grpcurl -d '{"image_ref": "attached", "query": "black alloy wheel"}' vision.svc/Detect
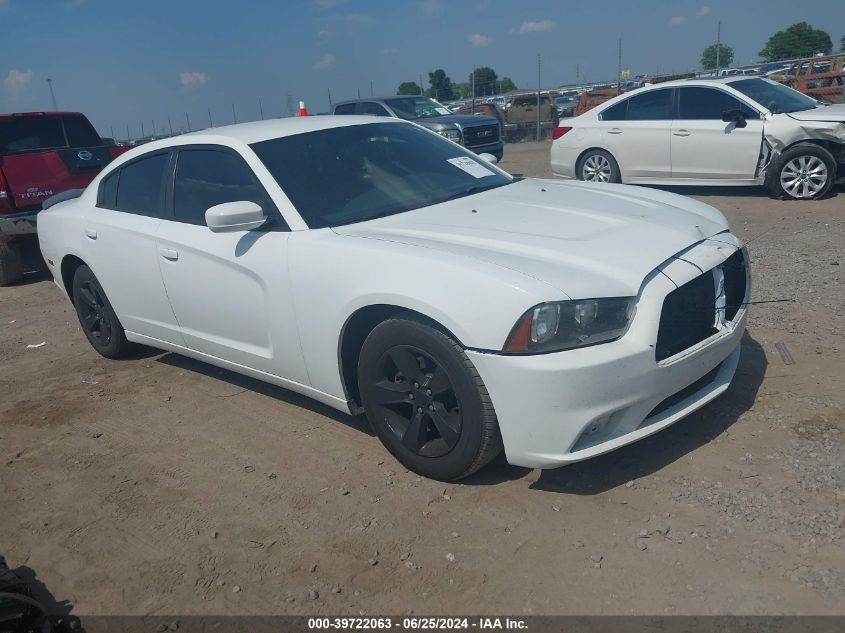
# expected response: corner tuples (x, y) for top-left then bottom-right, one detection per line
(370, 345), (462, 458)
(72, 264), (133, 359)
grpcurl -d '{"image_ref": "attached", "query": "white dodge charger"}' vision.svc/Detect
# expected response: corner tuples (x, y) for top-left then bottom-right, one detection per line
(38, 117), (750, 480)
(551, 77), (845, 200)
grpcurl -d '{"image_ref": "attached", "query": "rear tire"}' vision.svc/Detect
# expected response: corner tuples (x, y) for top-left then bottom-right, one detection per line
(71, 264), (134, 359)
(577, 149), (621, 183)
(766, 143), (836, 200)
(358, 314), (502, 481)
(0, 240), (24, 286)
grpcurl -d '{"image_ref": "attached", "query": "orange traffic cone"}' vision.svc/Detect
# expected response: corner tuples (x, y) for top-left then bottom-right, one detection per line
(298, 101), (309, 117)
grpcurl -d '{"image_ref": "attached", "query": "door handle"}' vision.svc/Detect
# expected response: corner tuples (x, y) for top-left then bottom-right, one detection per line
(85, 229), (97, 240)
(159, 247), (179, 261)
(608, 128), (622, 134)
(673, 129), (691, 137)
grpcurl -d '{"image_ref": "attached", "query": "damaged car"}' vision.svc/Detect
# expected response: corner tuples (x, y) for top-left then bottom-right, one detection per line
(550, 77), (845, 200)
(38, 116), (750, 481)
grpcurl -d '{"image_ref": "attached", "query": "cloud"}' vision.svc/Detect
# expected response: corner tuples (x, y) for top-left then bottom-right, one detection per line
(4, 69), (33, 97)
(179, 71), (208, 89)
(66, 0), (87, 8)
(0, 0), (9, 13)
(318, 29), (333, 39)
(697, 6), (711, 17)
(468, 33), (493, 46)
(419, 0), (443, 17)
(313, 53), (335, 69)
(669, 16), (686, 27)
(518, 20), (553, 34)
(345, 13), (373, 24)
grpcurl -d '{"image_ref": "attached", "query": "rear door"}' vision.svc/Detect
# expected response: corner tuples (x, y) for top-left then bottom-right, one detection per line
(154, 146), (308, 384)
(671, 86), (763, 180)
(599, 88), (673, 179)
(0, 114), (108, 211)
(84, 151), (184, 345)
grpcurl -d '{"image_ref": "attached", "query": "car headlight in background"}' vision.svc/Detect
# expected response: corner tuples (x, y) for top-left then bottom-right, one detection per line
(437, 129), (462, 143)
(503, 298), (636, 353)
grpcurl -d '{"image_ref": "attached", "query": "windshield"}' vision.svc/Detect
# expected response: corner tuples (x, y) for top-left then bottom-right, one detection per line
(382, 97), (452, 120)
(730, 78), (817, 114)
(0, 115), (101, 155)
(251, 122), (512, 229)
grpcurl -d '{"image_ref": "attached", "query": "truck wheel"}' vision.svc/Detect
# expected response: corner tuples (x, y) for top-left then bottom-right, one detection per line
(767, 143), (836, 200)
(0, 240), (24, 286)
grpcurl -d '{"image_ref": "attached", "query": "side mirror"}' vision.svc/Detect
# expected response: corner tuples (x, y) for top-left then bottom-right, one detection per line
(205, 201), (267, 233)
(478, 153), (498, 165)
(721, 109), (748, 128)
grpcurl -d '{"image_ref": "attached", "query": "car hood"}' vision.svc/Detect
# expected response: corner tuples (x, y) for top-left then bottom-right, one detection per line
(332, 179), (729, 299)
(786, 104), (845, 122)
(417, 114), (498, 128)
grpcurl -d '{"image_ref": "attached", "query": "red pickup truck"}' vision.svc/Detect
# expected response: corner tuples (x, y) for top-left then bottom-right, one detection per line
(0, 111), (128, 285)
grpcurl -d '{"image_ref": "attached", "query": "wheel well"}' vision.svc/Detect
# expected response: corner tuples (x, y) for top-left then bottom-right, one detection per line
(60, 255), (86, 303)
(783, 139), (844, 167)
(338, 304), (459, 410)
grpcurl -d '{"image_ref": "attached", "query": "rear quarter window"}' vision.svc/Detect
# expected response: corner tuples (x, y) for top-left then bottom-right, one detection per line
(63, 116), (102, 148)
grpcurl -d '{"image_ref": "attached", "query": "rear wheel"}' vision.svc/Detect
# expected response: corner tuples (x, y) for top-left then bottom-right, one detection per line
(358, 315), (502, 481)
(767, 143), (836, 200)
(0, 240), (24, 286)
(577, 149), (621, 183)
(72, 265), (134, 359)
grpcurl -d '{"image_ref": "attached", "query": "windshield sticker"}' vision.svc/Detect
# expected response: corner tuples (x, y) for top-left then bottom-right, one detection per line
(447, 156), (495, 179)
(435, 107), (451, 115)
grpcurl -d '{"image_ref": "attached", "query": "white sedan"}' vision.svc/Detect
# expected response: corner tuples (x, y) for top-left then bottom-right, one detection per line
(551, 77), (845, 200)
(38, 116), (750, 480)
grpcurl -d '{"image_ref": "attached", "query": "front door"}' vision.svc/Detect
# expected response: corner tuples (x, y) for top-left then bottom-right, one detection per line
(671, 86), (764, 180)
(154, 146), (308, 384)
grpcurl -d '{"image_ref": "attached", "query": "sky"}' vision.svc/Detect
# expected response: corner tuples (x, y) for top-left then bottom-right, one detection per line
(3, 0), (845, 138)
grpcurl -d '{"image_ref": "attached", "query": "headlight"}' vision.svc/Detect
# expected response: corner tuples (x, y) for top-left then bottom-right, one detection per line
(437, 129), (462, 143)
(503, 298), (636, 354)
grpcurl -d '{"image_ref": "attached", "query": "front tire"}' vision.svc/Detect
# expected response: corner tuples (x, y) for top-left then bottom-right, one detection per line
(767, 143), (836, 200)
(0, 240), (24, 286)
(358, 315), (502, 481)
(72, 264), (134, 359)
(577, 149), (621, 183)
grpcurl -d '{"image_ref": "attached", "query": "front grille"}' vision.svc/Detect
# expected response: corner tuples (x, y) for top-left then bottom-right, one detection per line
(462, 124), (499, 147)
(655, 249), (746, 362)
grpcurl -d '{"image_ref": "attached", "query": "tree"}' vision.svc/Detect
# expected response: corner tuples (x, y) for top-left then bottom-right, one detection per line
(452, 82), (472, 99)
(759, 22), (832, 61)
(427, 69), (454, 101)
(498, 76), (518, 93)
(397, 81), (422, 95)
(470, 66), (498, 96)
(700, 43), (734, 70)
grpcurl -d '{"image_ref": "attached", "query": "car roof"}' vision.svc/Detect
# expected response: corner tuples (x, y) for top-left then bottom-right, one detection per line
(641, 76), (763, 89)
(133, 115), (403, 149)
(334, 96), (430, 106)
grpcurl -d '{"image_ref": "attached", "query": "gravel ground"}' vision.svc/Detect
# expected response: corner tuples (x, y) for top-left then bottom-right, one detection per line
(1, 141), (843, 616)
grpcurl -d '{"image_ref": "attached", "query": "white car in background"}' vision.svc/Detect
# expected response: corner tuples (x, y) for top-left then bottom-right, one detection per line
(550, 77), (845, 200)
(38, 116), (749, 481)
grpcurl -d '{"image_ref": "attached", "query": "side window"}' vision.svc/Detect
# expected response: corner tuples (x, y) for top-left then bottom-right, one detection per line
(99, 170), (119, 208)
(600, 100), (628, 121)
(357, 102), (390, 116)
(625, 89), (673, 120)
(114, 152), (168, 216)
(677, 87), (759, 120)
(173, 149), (275, 226)
(334, 103), (356, 115)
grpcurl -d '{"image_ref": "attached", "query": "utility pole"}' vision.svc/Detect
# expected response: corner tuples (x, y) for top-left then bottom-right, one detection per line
(576, 64), (580, 85)
(208, 108), (213, 128)
(110, 126), (115, 139)
(259, 97), (264, 120)
(536, 54), (542, 142)
(716, 21), (722, 74)
(419, 73), (424, 95)
(370, 81), (373, 97)
(232, 103), (237, 124)
(152, 120), (156, 137)
(286, 94), (294, 118)
(167, 115), (173, 136)
(357, 87), (361, 99)
(125, 123), (130, 143)
(141, 122), (145, 139)
(46, 78), (58, 111)
(185, 112), (191, 132)
(327, 88), (332, 110)
(617, 38), (622, 93)
(471, 65), (475, 114)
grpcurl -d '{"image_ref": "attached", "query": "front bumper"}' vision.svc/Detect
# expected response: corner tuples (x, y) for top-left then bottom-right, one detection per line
(467, 237), (749, 469)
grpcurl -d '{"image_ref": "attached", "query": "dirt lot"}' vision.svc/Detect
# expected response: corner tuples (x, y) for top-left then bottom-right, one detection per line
(1, 141), (843, 617)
